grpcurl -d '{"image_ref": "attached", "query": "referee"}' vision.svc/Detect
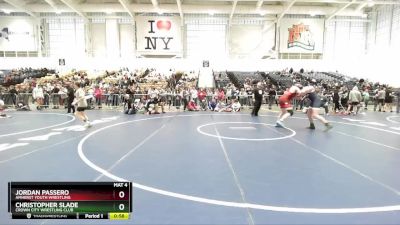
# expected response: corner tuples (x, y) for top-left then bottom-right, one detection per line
(251, 82), (264, 116)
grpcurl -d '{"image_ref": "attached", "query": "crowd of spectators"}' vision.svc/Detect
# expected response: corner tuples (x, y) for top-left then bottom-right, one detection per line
(0, 67), (398, 115)
(0, 68), (55, 86)
(215, 68), (399, 115)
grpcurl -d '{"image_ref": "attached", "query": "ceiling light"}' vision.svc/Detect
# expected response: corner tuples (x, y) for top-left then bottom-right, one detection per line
(55, 11), (61, 15)
(3, 9), (11, 14)
(310, 12), (316, 17)
(208, 11), (215, 16)
(361, 13), (368, 18)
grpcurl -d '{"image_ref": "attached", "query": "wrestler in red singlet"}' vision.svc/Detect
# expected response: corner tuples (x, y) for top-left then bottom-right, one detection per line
(279, 90), (298, 109)
(275, 85), (302, 127)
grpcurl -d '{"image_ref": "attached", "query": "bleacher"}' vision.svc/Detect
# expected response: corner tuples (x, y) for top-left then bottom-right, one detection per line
(265, 72), (293, 88)
(1, 68), (56, 86)
(214, 71), (230, 88)
(321, 72), (348, 81)
(226, 71), (263, 88)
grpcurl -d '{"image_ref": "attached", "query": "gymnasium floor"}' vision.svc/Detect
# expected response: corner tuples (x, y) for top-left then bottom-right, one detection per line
(0, 109), (399, 225)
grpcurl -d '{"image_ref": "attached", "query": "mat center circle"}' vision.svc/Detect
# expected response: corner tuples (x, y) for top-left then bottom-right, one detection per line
(197, 121), (296, 141)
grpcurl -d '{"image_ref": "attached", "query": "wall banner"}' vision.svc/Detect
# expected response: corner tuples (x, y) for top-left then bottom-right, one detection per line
(0, 18), (37, 51)
(279, 18), (324, 53)
(136, 16), (182, 55)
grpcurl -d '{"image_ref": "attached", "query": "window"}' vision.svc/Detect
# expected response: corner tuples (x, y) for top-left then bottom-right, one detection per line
(47, 18), (85, 57)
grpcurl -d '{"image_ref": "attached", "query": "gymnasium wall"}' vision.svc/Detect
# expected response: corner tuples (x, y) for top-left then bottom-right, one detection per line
(1, 9), (400, 87)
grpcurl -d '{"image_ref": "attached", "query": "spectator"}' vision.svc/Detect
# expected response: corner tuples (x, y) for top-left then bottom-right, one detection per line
(32, 84), (44, 110)
(217, 88), (225, 103)
(181, 88), (189, 111)
(231, 99), (241, 112)
(332, 87), (340, 113)
(67, 83), (75, 114)
(187, 99), (200, 111)
(16, 101), (30, 111)
(158, 88), (166, 113)
(384, 88), (394, 113)
(59, 86), (68, 108)
(0, 98), (8, 117)
(190, 87), (198, 104)
(198, 88), (207, 111)
(208, 99), (217, 111)
(348, 86), (362, 115)
(362, 89), (370, 110)
(52, 84), (60, 109)
(123, 94), (136, 115)
(94, 85), (103, 109)
(268, 86), (277, 110)
(9, 85), (18, 106)
(375, 87), (386, 112)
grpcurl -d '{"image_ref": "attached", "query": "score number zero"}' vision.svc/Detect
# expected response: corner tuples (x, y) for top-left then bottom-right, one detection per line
(117, 191), (126, 211)
(114, 183), (129, 212)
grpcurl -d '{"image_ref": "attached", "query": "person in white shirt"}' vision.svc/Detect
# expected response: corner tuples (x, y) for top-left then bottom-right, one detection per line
(148, 87), (159, 99)
(190, 87), (198, 104)
(73, 82), (92, 128)
(347, 86), (362, 115)
(0, 98), (10, 118)
(231, 99), (241, 112)
(375, 87), (386, 112)
(32, 84), (44, 110)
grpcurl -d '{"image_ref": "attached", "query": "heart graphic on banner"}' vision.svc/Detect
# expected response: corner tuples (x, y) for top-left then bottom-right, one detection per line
(157, 20), (171, 31)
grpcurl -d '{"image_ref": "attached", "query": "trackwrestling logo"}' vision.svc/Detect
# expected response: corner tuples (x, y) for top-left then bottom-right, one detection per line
(287, 23), (315, 51)
(0, 27), (9, 40)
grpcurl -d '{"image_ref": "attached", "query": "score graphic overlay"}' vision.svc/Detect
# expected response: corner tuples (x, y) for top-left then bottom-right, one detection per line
(8, 182), (132, 220)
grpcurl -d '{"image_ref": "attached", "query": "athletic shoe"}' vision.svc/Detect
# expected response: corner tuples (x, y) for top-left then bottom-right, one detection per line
(84, 122), (92, 128)
(324, 123), (333, 132)
(275, 121), (284, 128)
(308, 123), (316, 129)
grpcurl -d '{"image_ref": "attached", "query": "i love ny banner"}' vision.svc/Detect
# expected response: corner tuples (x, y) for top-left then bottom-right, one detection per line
(136, 16), (182, 55)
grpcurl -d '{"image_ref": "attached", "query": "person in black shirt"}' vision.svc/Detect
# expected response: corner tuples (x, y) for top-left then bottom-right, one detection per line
(66, 83), (75, 113)
(9, 85), (18, 106)
(396, 91), (400, 113)
(251, 82), (264, 116)
(384, 88), (394, 112)
(268, 86), (277, 110)
(52, 84), (60, 109)
(332, 87), (340, 113)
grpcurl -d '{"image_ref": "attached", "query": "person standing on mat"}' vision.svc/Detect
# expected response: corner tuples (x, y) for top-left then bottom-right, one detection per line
(73, 82), (92, 128)
(375, 86), (386, 112)
(275, 84), (302, 127)
(396, 90), (400, 113)
(347, 86), (362, 115)
(301, 80), (333, 131)
(66, 83), (75, 114)
(0, 98), (10, 118)
(32, 84), (44, 110)
(251, 82), (263, 116)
